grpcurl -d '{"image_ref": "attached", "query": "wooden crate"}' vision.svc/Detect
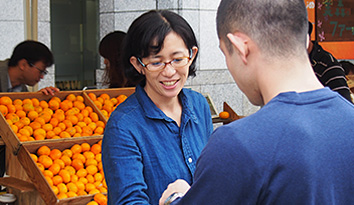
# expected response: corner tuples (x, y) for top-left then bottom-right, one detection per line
(212, 102), (245, 124)
(83, 87), (135, 123)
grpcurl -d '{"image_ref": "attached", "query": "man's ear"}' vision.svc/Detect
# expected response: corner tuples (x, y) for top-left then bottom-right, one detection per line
(130, 56), (145, 75)
(226, 32), (249, 64)
(18, 59), (28, 71)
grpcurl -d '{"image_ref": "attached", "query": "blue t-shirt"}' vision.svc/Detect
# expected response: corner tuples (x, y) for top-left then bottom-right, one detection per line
(174, 88), (354, 205)
(102, 84), (213, 205)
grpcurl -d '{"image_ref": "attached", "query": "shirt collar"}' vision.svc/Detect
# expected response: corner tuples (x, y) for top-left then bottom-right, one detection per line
(135, 84), (198, 123)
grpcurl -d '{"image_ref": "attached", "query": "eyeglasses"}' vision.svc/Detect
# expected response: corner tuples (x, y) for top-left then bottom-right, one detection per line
(137, 49), (193, 72)
(30, 63), (48, 75)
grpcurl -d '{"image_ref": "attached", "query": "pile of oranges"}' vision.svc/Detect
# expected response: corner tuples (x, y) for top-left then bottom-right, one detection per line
(86, 193), (108, 205)
(87, 93), (127, 119)
(0, 94), (106, 142)
(32, 141), (107, 200)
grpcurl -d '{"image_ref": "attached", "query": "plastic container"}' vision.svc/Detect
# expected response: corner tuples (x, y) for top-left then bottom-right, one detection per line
(0, 193), (16, 205)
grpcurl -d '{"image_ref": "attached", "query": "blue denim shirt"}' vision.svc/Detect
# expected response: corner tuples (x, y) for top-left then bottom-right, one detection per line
(102, 84), (213, 205)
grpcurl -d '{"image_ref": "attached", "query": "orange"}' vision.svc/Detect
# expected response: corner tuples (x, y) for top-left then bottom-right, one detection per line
(94, 101), (102, 110)
(66, 115), (78, 125)
(66, 191), (78, 198)
(10, 124), (18, 133)
(100, 93), (110, 101)
(76, 168), (88, 178)
(39, 100), (49, 109)
(13, 104), (23, 111)
(51, 185), (59, 195)
(45, 176), (54, 187)
(91, 144), (101, 155)
(96, 121), (105, 128)
(95, 154), (102, 163)
(88, 93), (97, 101)
(22, 103), (35, 113)
(57, 192), (68, 199)
(74, 125), (82, 134)
(85, 158), (98, 167)
(53, 127), (62, 135)
(48, 99), (60, 110)
(23, 125), (33, 135)
(30, 153), (38, 162)
(71, 174), (79, 183)
(38, 155), (53, 168)
(71, 144), (82, 154)
(77, 190), (88, 196)
(117, 94), (127, 104)
(20, 117), (30, 126)
(22, 98), (32, 105)
(96, 97), (104, 104)
(102, 104), (113, 113)
(33, 128), (46, 138)
(16, 110), (26, 118)
(76, 113), (84, 122)
(110, 97), (118, 105)
(6, 119), (13, 126)
(76, 181), (85, 191)
(50, 149), (62, 160)
(6, 113), (19, 123)
(66, 94), (76, 102)
(51, 96), (61, 103)
(88, 122), (97, 131)
(27, 110), (39, 121)
(34, 134), (45, 141)
(79, 177), (88, 185)
(57, 122), (66, 131)
(89, 189), (100, 195)
(60, 100), (72, 112)
(31, 98), (40, 107)
(0, 96), (12, 105)
(94, 193), (107, 205)
(52, 175), (63, 186)
(94, 127), (104, 135)
(73, 153), (86, 163)
(0, 105), (8, 116)
(6, 104), (16, 113)
(64, 166), (76, 176)
(62, 149), (73, 158)
(43, 170), (54, 178)
(37, 145), (51, 156)
(72, 159), (84, 171)
(81, 143), (91, 152)
(99, 187), (107, 193)
(82, 126), (93, 136)
(43, 107), (54, 115)
(34, 117), (46, 126)
(46, 130), (56, 139)
(86, 165), (98, 175)
(14, 121), (25, 130)
(53, 112), (65, 122)
(77, 121), (87, 128)
(59, 131), (71, 138)
(87, 201), (99, 205)
(38, 112), (51, 123)
(94, 173), (103, 183)
(57, 183), (68, 193)
(59, 169), (71, 183)
(81, 109), (89, 118)
(42, 123), (53, 132)
(49, 117), (59, 127)
(76, 95), (84, 103)
(86, 174), (94, 184)
(36, 163), (45, 172)
(49, 163), (61, 175)
(219, 111), (230, 119)
(66, 182), (78, 193)
(61, 155), (72, 166)
(73, 101), (85, 111)
(13, 99), (22, 105)
(83, 151), (95, 160)
(85, 183), (96, 193)
(85, 106), (93, 113)
(73, 133), (81, 138)
(53, 158), (65, 169)
(63, 119), (73, 128)
(66, 127), (76, 136)
(34, 106), (43, 113)
(19, 128), (31, 137)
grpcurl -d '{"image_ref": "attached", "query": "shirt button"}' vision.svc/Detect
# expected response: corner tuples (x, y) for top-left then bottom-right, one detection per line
(188, 158), (193, 163)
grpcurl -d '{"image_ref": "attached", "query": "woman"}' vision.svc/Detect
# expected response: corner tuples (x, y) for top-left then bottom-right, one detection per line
(102, 10), (213, 204)
(99, 31), (136, 88)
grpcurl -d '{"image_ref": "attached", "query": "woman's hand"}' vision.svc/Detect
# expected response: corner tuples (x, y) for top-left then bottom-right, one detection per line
(159, 179), (190, 205)
(39, 86), (60, 95)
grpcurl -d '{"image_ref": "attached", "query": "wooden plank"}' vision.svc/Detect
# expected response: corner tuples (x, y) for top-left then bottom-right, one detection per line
(0, 113), (21, 155)
(0, 177), (35, 192)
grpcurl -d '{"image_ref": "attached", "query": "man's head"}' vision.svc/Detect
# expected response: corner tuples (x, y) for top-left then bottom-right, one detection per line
(216, 0), (308, 58)
(8, 40), (54, 86)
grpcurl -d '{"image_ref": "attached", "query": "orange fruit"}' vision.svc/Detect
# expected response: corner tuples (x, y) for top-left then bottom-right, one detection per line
(67, 182), (78, 193)
(60, 100), (71, 112)
(61, 155), (72, 166)
(59, 169), (71, 183)
(90, 112), (99, 122)
(77, 190), (88, 196)
(57, 122), (66, 131)
(86, 174), (94, 184)
(76, 168), (88, 178)
(23, 125), (33, 135)
(85, 183), (96, 193)
(10, 124), (18, 133)
(95, 154), (102, 163)
(88, 93), (97, 101)
(20, 117), (30, 126)
(6, 104), (16, 113)
(37, 145), (51, 156)
(57, 182), (68, 193)
(45, 176), (54, 186)
(49, 117), (59, 127)
(22, 103), (35, 113)
(73, 133), (81, 138)
(51, 96), (61, 103)
(38, 112), (51, 123)
(27, 110), (39, 121)
(73, 101), (85, 111)
(16, 110), (26, 118)
(22, 98), (32, 105)
(51, 185), (59, 195)
(48, 100), (60, 110)
(81, 143), (91, 152)
(43, 107), (54, 115)
(96, 121), (105, 128)
(46, 130), (56, 139)
(89, 189), (100, 195)
(91, 144), (101, 155)
(53, 158), (65, 169)
(34, 134), (45, 141)
(85, 106), (93, 113)
(94, 127), (104, 135)
(30, 153), (38, 162)
(100, 93), (110, 101)
(66, 191), (78, 198)
(71, 144), (82, 154)
(63, 119), (73, 128)
(64, 166), (76, 176)
(85, 158), (98, 167)
(219, 111), (230, 119)
(42, 123), (53, 132)
(87, 201), (99, 205)
(59, 131), (71, 138)
(19, 128), (31, 137)
(117, 94), (127, 104)
(6, 113), (19, 123)
(73, 126), (82, 134)
(0, 105), (8, 116)
(66, 94), (76, 102)
(13, 99), (23, 105)
(82, 126), (93, 136)
(57, 192), (68, 199)
(66, 127), (76, 136)
(88, 122), (97, 131)
(34, 117), (46, 126)
(49, 163), (61, 175)
(43, 170), (54, 178)
(94, 173), (103, 183)
(62, 149), (73, 158)
(94, 193), (107, 205)
(33, 128), (46, 138)
(0, 96), (12, 105)
(53, 127), (62, 135)
(71, 174), (79, 183)
(38, 155), (53, 168)
(94, 101), (102, 110)
(39, 100), (49, 109)
(79, 177), (88, 185)
(50, 149), (62, 160)
(76, 181), (85, 191)
(73, 153), (86, 163)
(31, 98), (40, 107)
(86, 165), (98, 175)
(14, 121), (25, 129)
(83, 151), (95, 160)
(36, 163), (45, 172)
(76, 95), (84, 102)
(99, 187), (107, 193)
(52, 175), (63, 186)
(72, 159), (84, 171)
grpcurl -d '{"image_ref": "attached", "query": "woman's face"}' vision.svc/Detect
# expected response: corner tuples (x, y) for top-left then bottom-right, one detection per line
(132, 32), (197, 102)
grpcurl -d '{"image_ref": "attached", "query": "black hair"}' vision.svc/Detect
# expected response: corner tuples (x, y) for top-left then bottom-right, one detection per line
(8, 40), (54, 67)
(217, 0), (308, 57)
(122, 10), (198, 84)
(308, 21), (313, 35)
(99, 31), (135, 88)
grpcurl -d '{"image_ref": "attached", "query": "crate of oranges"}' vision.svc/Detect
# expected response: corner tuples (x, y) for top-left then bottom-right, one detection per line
(14, 135), (105, 204)
(83, 87), (135, 121)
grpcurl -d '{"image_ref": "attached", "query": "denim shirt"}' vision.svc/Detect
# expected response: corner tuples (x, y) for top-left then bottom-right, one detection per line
(102, 84), (213, 205)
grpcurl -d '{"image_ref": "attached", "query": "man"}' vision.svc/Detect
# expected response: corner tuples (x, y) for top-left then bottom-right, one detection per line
(0, 40), (59, 95)
(160, 0), (354, 204)
(307, 22), (352, 102)
(0, 40), (59, 179)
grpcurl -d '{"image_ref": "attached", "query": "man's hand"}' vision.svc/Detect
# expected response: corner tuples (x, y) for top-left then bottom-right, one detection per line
(39, 86), (60, 95)
(159, 179), (190, 205)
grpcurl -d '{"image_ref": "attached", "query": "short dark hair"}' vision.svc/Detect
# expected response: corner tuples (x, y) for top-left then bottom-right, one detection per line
(8, 40), (54, 67)
(122, 10), (198, 84)
(99, 31), (131, 88)
(216, 0), (308, 57)
(308, 21), (313, 35)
